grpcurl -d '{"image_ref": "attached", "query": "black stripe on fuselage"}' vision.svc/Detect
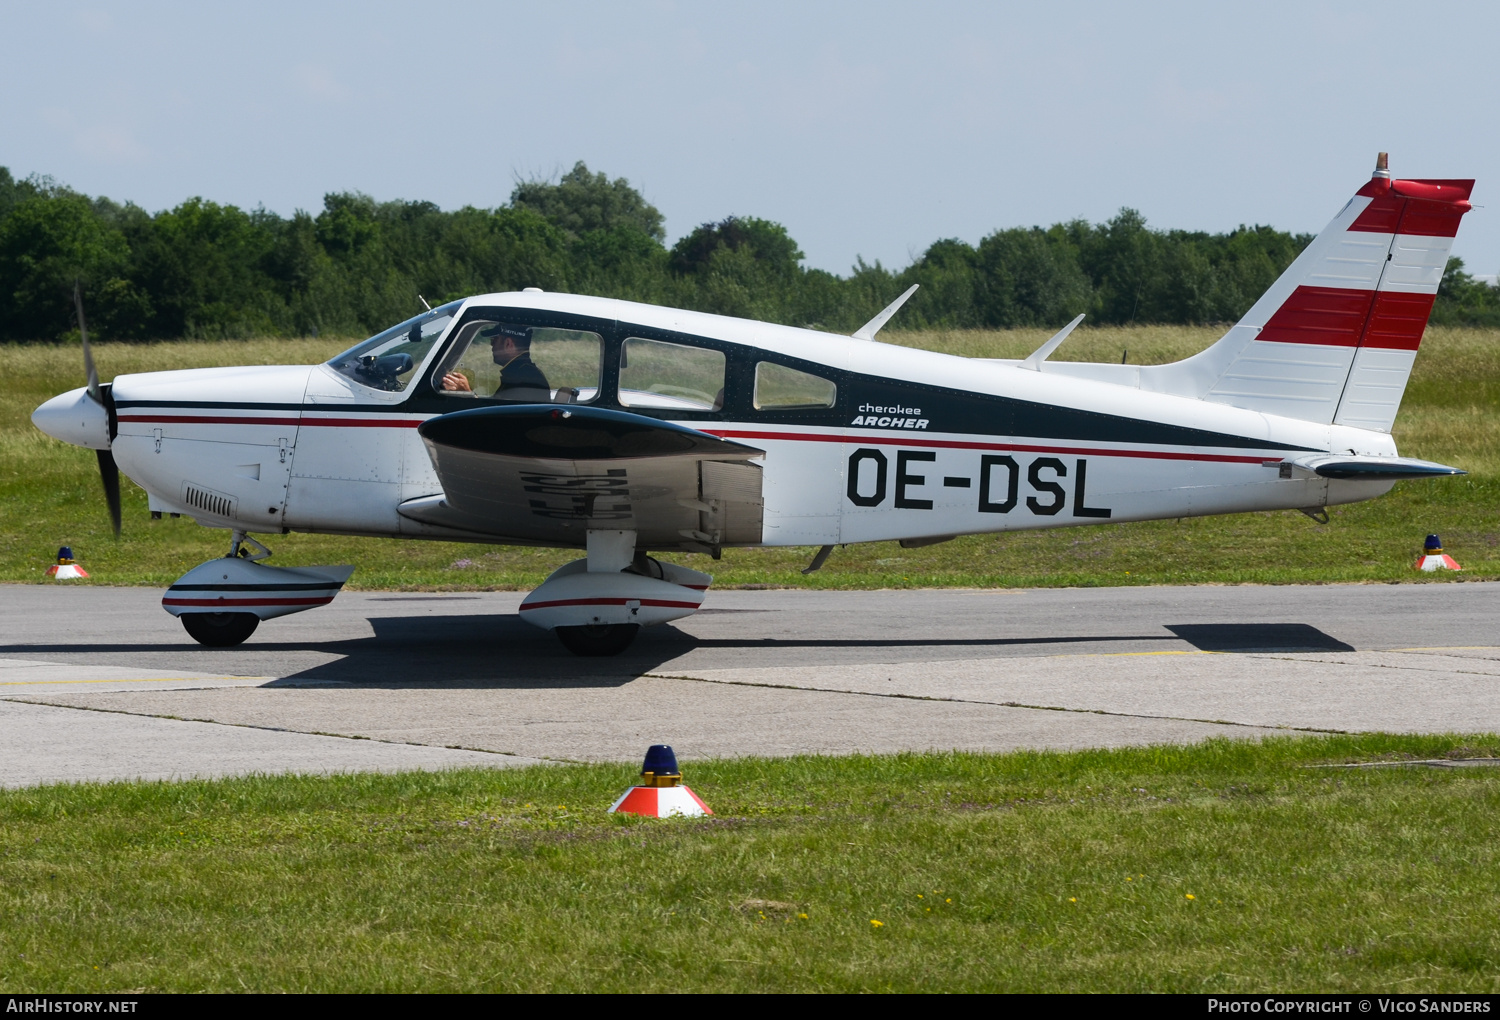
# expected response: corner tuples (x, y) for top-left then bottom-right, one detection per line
(832, 376), (1316, 452)
(114, 400), (311, 411)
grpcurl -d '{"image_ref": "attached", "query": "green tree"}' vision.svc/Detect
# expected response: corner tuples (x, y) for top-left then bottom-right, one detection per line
(0, 160), (1352, 341)
(0, 188), (132, 340)
(511, 162), (665, 242)
(1432, 256), (1500, 327)
(0, 167), (43, 223)
(129, 197), (282, 338)
(974, 229), (1092, 327)
(669, 217), (803, 279)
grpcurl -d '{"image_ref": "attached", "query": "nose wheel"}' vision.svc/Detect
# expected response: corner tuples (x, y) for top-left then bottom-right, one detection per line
(180, 612), (260, 647)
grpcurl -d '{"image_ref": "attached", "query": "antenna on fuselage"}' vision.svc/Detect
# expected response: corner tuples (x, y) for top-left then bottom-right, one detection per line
(418, 294), (432, 311)
(1019, 314), (1086, 371)
(851, 284), (920, 341)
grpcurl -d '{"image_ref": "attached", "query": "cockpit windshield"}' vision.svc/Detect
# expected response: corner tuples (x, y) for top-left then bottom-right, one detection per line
(327, 300), (464, 392)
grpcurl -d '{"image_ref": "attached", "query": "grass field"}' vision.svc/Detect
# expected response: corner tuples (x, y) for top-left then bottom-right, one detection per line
(2, 326), (1496, 589)
(2, 735), (1499, 992)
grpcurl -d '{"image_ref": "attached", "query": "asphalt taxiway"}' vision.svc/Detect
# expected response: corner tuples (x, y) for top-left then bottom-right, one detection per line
(2, 581), (1497, 787)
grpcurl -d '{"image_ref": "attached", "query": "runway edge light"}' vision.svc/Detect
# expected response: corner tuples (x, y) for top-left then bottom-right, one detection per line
(1416, 534), (1462, 572)
(45, 546), (89, 580)
(608, 744), (713, 817)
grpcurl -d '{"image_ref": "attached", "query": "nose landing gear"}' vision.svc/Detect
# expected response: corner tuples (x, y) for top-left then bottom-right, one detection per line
(181, 611), (260, 647)
(164, 533), (354, 647)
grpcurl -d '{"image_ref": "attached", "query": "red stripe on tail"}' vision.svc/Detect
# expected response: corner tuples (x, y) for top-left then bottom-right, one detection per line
(1364, 292), (1436, 351)
(1259, 286), (1373, 347)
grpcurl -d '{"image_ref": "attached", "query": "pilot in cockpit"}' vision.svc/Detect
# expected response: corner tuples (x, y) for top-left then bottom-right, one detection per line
(440, 323), (551, 396)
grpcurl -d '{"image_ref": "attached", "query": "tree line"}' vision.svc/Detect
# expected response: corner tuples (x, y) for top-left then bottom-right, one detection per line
(1, 161), (1494, 343)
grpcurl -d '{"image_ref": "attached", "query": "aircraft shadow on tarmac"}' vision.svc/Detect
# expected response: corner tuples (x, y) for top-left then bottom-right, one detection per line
(1166, 623), (1354, 653)
(260, 615), (1197, 688)
(0, 616), (1354, 689)
(264, 619), (1355, 687)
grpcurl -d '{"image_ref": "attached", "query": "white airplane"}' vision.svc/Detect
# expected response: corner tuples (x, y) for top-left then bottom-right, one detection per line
(33, 154), (1472, 655)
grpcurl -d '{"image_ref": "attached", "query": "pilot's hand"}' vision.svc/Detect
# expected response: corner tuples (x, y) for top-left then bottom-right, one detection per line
(441, 371), (472, 392)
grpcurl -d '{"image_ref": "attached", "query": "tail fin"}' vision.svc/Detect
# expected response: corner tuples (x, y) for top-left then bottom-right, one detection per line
(1143, 155), (1473, 431)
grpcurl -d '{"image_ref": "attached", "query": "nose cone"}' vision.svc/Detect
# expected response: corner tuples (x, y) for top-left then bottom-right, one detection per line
(33, 387), (110, 450)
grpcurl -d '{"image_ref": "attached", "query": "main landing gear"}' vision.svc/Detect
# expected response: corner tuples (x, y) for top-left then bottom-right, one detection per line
(555, 623), (641, 657)
(519, 530), (712, 657)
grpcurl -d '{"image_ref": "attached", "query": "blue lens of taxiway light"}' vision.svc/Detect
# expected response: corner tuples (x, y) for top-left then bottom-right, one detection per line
(57, 546), (73, 561)
(1425, 534), (1442, 551)
(642, 744), (679, 775)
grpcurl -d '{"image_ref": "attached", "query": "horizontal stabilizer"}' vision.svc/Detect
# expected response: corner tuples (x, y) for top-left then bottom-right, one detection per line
(1282, 454), (1466, 480)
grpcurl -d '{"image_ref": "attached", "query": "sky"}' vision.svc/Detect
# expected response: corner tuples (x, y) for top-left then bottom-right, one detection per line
(4, 1), (1498, 278)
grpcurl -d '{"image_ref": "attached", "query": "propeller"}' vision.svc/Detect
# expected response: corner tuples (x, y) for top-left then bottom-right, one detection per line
(75, 283), (121, 538)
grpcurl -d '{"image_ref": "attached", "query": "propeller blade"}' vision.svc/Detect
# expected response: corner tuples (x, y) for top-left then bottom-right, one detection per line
(75, 282), (101, 403)
(74, 285), (118, 535)
(96, 448), (122, 538)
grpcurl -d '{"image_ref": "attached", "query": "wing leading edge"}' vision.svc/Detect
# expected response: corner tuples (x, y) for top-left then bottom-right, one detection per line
(402, 405), (765, 552)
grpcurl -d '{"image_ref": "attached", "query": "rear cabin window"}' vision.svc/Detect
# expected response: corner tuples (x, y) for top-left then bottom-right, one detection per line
(435, 321), (602, 404)
(618, 338), (726, 411)
(753, 361), (837, 410)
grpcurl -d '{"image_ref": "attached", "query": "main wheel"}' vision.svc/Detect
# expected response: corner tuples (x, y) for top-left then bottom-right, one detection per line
(554, 623), (639, 656)
(180, 612), (260, 647)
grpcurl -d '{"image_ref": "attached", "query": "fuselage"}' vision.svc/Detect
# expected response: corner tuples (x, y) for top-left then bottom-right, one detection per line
(52, 291), (1399, 550)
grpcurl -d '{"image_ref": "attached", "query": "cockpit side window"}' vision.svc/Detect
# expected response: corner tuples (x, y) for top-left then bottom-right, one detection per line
(327, 301), (462, 392)
(432, 320), (602, 404)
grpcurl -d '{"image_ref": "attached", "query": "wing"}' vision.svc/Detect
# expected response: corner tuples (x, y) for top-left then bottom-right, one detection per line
(401, 405), (765, 552)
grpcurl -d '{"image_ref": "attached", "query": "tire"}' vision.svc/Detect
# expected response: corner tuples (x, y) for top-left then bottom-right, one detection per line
(181, 612), (260, 647)
(554, 623), (639, 657)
